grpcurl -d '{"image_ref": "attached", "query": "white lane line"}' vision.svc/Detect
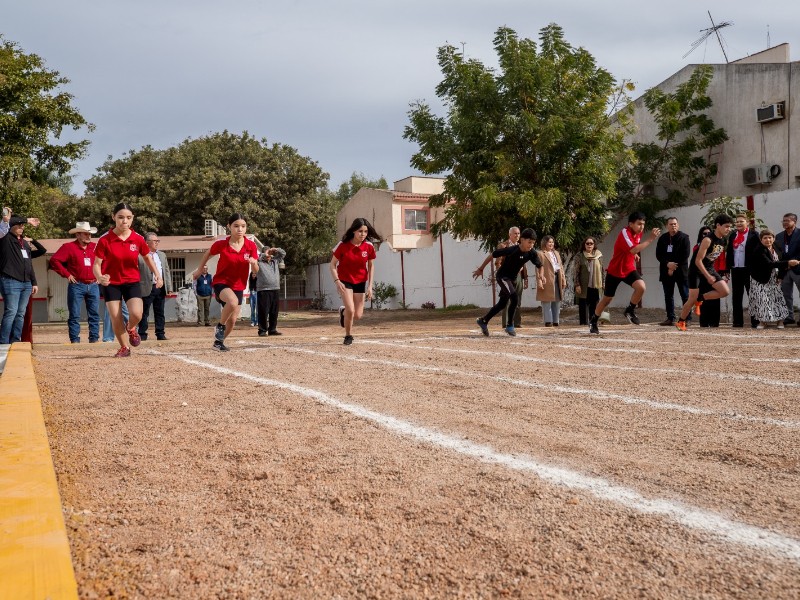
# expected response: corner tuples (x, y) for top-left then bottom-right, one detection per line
(158, 351), (800, 563)
(362, 340), (800, 390)
(271, 347), (799, 429)
(389, 335), (800, 363)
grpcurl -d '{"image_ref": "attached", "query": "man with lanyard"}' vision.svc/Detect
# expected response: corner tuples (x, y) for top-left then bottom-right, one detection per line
(139, 231), (172, 340)
(655, 217), (691, 326)
(590, 211), (660, 334)
(775, 213), (800, 326)
(475, 227), (530, 329)
(724, 214), (759, 328)
(49, 222), (101, 343)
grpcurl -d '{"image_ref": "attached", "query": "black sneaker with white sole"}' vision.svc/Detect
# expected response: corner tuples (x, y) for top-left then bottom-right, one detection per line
(623, 305), (640, 325)
(215, 323), (226, 342)
(213, 339), (230, 352)
(343, 335), (353, 345)
(476, 318), (489, 336)
(589, 315), (599, 334)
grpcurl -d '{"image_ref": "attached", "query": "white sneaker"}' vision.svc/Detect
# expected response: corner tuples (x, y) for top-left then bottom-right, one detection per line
(777, 322), (785, 329)
(756, 324), (765, 330)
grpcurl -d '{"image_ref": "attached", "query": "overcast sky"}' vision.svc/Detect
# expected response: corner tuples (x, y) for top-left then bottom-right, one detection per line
(2, 1), (793, 195)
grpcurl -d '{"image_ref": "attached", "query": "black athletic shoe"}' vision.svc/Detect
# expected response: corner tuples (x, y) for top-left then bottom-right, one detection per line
(339, 306), (345, 328)
(268, 330), (282, 336)
(623, 305), (640, 325)
(213, 339), (230, 352)
(215, 323), (225, 342)
(343, 335), (353, 345)
(476, 318), (489, 336)
(589, 315), (599, 334)
(258, 330), (267, 337)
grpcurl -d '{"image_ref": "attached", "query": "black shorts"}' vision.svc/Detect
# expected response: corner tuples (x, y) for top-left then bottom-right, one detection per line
(603, 271), (642, 298)
(214, 284), (244, 307)
(342, 280), (367, 294)
(688, 267), (722, 294)
(102, 282), (142, 302)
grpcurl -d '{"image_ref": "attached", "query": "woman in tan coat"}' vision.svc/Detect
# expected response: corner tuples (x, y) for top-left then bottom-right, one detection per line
(536, 235), (566, 326)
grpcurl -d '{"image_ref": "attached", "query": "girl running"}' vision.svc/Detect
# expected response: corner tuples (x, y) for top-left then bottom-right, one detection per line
(93, 203), (162, 357)
(330, 218), (381, 345)
(192, 213), (259, 351)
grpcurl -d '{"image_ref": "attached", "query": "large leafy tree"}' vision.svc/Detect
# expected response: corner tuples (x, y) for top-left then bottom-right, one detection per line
(334, 172), (388, 205)
(404, 25), (630, 251)
(0, 36), (93, 214)
(613, 65), (728, 222)
(82, 131), (332, 271)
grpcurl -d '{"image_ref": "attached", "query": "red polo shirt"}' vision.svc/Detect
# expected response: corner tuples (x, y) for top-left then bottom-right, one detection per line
(94, 229), (149, 285)
(332, 240), (376, 284)
(607, 227), (642, 278)
(49, 239), (97, 283)
(210, 236), (259, 291)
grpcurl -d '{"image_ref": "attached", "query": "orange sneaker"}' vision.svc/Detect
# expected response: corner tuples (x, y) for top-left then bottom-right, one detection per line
(675, 320), (687, 332)
(114, 346), (131, 357)
(693, 301), (703, 316)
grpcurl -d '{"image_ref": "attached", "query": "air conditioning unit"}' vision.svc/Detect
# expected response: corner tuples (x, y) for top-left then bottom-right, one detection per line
(756, 103), (784, 124)
(204, 219), (217, 237)
(742, 163), (781, 186)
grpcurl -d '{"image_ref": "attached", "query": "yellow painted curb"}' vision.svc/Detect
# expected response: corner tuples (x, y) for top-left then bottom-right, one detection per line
(0, 343), (78, 600)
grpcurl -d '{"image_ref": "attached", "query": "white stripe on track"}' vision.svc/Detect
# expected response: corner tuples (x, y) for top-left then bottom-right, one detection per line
(363, 340), (800, 389)
(272, 347), (799, 429)
(159, 351), (800, 563)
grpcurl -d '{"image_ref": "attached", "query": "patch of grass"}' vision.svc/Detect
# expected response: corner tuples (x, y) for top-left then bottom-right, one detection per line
(439, 303), (479, 312)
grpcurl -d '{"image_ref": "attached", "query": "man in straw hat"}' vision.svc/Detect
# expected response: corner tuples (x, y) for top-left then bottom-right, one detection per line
(49, 221), (101, 343)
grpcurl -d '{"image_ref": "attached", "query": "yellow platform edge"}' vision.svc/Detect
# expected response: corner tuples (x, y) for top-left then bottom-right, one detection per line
(0, 343), (79, 600)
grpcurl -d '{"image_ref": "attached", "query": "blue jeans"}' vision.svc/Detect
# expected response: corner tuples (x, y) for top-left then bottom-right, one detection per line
(0, 276), (33, 344)
(250, 291), (258, 324)
(102, 300), (129, 342)
(67, 282), (100, 342)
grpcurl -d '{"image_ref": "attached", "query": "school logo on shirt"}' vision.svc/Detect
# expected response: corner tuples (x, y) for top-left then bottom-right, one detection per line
(244, 253), (251, 260)
(361, 251), (368, 258)
(130, 244), (137, 251)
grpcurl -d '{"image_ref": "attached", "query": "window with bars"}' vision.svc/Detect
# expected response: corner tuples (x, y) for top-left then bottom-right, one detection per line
(403, 207), (429, 232)
(167, 257), (186, 293)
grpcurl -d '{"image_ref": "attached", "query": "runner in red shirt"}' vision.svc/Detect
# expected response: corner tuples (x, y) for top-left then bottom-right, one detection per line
(589, 211), (660, 334)
(93, 203), (163, 357)
(330, 218), (381, 345)
(192, 213), (259, 352)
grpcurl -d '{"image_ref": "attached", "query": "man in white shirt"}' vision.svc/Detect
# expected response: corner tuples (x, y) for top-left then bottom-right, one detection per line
(139, 232), (172, 340)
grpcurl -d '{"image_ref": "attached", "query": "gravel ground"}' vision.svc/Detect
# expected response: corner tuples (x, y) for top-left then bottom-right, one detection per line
(34, 307), (800, 598)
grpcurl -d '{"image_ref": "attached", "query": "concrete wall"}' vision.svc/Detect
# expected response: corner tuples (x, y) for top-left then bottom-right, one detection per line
(628, 57), (799, 199)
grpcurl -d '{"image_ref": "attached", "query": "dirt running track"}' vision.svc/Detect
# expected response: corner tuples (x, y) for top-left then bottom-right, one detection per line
(33, 308), (799, 598)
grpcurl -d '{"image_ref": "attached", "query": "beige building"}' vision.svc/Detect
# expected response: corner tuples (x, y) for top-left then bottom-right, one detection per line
(627, 43), (799, 201)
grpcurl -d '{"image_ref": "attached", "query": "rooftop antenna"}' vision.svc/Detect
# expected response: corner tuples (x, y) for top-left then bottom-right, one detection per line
(683, 11), (732, 63)
(460, 41), (466, 56)
(767, 24), (770, 48)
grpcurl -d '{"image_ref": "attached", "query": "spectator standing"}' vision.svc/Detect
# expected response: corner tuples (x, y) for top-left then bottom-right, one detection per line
(574, 237), (604, 326)
(536, 235), (566, 327)
(139, 232), (172, 341)
(749, 229), (800, 329)
(49, 222), (101, 343)
(774, 213), (800, 326)
(256, 246), (286, 336)
(0, 213), (45, 344)
(191, 213), (259, 352)
(194, 265), (213, 326)
(589, 212), (660, 334)
(248, 273), (258, 327)
(655, 217), (691, 326)
(724, 214), (759, 328)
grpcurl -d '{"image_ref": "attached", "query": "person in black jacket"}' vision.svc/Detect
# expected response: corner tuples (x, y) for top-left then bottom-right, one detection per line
(749, 229), (800, 329)
(0, 215), (46, 344)
(655, 217), (691, 326)
(724, 214), (760, 328)
(774, 213), (800, 325)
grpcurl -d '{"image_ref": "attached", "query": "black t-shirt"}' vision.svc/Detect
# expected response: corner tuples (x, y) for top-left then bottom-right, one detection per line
(492, 245), (542, 280)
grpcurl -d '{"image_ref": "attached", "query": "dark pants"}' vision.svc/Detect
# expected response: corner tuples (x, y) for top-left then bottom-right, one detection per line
(578, 287), (600, 325)
(730, 267), (757, 327)
(501, 273), (523, 327)
(140, 286), (166, 339)
(661, 275), (689, 322)
(257, 289), (280, 334)
(482, 277), (518, 324)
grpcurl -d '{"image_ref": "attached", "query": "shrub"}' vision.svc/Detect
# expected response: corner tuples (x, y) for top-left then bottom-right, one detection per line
(421, 301), (436, 310)
(372, 281), (398, 309)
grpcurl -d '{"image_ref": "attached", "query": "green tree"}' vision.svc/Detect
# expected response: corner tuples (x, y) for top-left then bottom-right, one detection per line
(83, 131), (332, 271)
(404, 25), (630, 251)
(334, 172), (388, 205)
(0, 36), (93, 215)
(613, 65), (728, 223)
